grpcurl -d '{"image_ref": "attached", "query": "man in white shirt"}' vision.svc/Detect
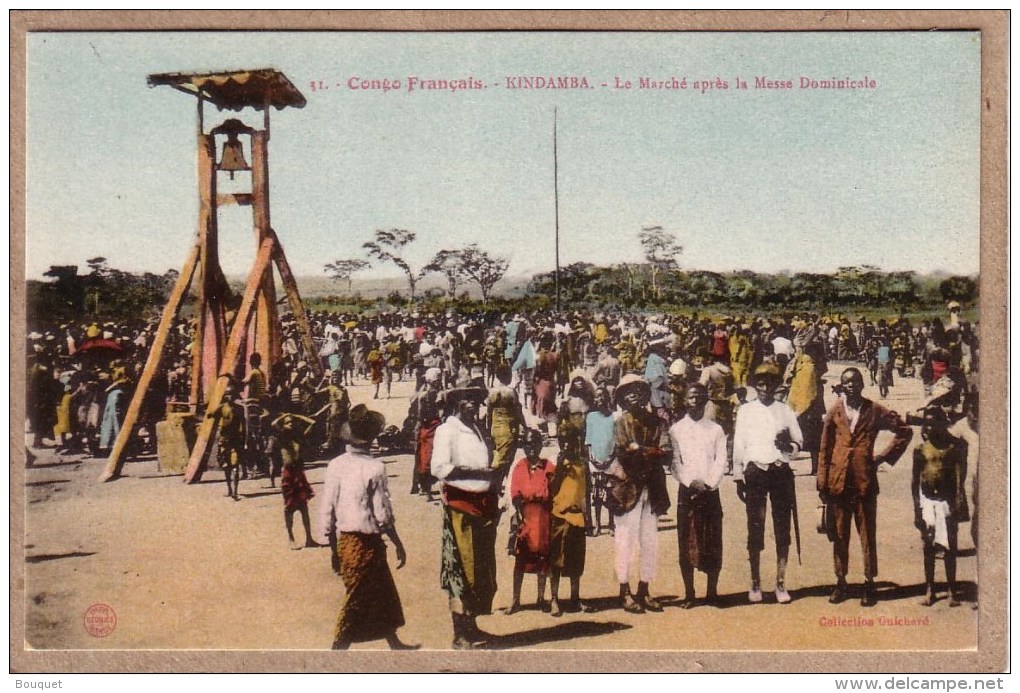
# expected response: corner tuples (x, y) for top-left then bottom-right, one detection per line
(733, 363), (804, 605)
(669, 383), (728, 608)
(430, 388), (500, 649)
(317, 405), (416, 651)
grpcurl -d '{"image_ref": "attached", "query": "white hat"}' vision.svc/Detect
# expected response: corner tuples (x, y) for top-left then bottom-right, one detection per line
(615, 373), (650, 405)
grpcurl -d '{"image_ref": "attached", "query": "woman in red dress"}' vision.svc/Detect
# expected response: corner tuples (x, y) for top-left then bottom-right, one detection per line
(506, 429), (555, 615)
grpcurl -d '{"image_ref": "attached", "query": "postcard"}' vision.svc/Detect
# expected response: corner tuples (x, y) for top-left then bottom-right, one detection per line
(11, 11), (1007, 674)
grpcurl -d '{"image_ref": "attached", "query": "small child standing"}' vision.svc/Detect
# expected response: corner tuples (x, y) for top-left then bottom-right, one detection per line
(273, 413), (318, 550)
(549, 413), (593, 616)
(912, 406), (969, 607)
(207, 377), (245, 501)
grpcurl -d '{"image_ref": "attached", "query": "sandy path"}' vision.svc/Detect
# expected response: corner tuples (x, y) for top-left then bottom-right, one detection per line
(22, 364), (978, 652)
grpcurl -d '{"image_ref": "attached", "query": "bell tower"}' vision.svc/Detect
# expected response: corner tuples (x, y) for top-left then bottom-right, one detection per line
(102, 68), (322, 483)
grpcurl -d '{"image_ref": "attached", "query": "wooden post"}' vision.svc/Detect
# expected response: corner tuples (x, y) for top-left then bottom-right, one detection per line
(101, 243), (200, 482)
(190, 133), (217, 410)
(249, 129), (280, 371)
(270, 230), (322, 377)
(184, 237), (275, 483)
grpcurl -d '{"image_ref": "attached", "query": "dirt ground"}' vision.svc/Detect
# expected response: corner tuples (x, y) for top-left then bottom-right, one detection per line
(20, 363), (979, 653)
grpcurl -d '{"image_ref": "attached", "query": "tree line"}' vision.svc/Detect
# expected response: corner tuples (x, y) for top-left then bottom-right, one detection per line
(28, 226), (978, 327)
(526, 263), (977, 313)
(27, 257), (179, 327)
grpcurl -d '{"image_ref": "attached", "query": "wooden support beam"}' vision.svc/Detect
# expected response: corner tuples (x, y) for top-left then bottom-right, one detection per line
(249, 130), (280, 369)
(270, 229), (322, 378)
(183, 237), (275, 483)
(190, 134), (217, 410)
(215, 193), (253, 207)
(101, 243), (200, 482)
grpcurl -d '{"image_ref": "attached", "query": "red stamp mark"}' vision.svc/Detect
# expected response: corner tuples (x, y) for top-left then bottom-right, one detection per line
(83, 603), (116, 637)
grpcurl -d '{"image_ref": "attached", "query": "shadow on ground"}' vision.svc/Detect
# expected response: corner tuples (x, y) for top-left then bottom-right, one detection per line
(26, 551), (97, 564)
(483, 620), (632, 649)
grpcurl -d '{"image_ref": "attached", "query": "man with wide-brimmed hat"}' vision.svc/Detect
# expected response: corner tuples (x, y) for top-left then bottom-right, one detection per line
(317, 404), (417, 650)
(610, 373), (671, 613)
(733, 363), (803, 605)
(430, 386), (500, 649)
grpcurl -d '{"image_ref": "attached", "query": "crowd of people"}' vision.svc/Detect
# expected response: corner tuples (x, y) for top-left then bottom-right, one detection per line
(25, 303), (980, 649)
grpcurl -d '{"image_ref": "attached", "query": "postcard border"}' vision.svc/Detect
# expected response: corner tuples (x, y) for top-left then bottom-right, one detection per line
(9, 9), (1008, 674)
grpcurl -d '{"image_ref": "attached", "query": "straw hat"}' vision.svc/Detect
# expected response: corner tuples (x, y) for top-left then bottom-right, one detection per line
(615, 373), (650, 405)
(443, 387), (488, 407)
(753, 363), (782, 382)
(341, 404), (386, 446)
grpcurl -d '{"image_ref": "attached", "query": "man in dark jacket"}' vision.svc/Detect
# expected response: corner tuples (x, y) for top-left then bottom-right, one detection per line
(817, 368), (913, 606)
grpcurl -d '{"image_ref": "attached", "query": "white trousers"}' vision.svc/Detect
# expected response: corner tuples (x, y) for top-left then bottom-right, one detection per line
(614, 489), (658, 584)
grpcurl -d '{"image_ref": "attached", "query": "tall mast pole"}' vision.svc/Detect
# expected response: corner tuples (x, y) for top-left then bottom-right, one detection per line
(554, 107), (560, 312)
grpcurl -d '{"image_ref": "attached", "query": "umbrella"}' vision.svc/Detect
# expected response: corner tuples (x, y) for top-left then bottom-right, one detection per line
(78, 338), (124, 354)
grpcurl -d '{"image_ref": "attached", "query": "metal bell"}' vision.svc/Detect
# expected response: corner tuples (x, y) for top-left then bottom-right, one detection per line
(218, 132), (249, 179)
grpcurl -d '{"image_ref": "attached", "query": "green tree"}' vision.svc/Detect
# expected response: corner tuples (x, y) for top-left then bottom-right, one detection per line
(789, 273), (835, 309)
(939, 275), (978, 305)
(363, 229), (424, 301)
(458, 244), (509, 304)
(422, 249), (466, 299)
(86, 256), (110, 277)
(885, 271), (919, 308)
(324, 258), (371, 292)
(638, 226), (682, 300)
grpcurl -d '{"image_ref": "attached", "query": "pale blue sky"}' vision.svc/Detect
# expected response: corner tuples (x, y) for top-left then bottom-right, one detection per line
(26, 31), (981, 280)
